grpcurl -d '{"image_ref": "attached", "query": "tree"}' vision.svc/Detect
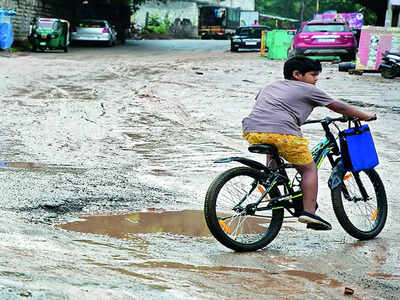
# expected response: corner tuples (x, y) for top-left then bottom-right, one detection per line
(300, 0), (305, 23)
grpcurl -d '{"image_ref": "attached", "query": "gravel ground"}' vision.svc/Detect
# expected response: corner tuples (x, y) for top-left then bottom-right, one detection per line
(0, 40), (399, 299)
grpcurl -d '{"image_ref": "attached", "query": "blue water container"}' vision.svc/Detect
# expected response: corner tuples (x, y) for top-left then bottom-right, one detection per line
(0, 9), (16, 50)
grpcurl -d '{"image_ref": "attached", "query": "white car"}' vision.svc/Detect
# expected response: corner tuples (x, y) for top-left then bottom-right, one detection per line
(71, 19), (117, 47)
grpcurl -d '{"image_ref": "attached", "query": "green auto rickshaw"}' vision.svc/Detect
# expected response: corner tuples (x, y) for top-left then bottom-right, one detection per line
(28, 17), (70, 52)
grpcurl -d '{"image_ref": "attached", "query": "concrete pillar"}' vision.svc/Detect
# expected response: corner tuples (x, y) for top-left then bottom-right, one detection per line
(385, 0), (392, 27)
(398, 10), (400, 27)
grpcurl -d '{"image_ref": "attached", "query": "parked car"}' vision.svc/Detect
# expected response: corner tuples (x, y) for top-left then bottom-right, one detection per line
(70, 19), (117, 47)
(288, 20), (357, 61)
(230, 26), (271, 52)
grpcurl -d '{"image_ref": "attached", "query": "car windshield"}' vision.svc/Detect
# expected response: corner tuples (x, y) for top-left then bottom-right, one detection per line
(303, 24), (347, 32)
(78, 21), (106, 28)
(238, 28), (262, 38)
(37, 21), (58, 30)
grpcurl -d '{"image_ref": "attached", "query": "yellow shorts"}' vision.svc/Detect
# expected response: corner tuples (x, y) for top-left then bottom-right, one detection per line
(243, 132), (313, 165)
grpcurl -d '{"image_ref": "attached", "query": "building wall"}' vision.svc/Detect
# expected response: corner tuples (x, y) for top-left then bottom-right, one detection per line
(134, 0), (202, 37)
(220, 0), (255, 11)
(134, 0), (253, 37)
(0, 0), (74, 41)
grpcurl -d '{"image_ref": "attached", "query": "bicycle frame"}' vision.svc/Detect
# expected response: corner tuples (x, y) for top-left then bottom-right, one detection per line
(249, 120), (342, 216)
(215, 117), (357, 218)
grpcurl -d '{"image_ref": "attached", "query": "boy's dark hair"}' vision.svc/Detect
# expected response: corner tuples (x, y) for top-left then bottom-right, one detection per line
(283, 56), (322, 80)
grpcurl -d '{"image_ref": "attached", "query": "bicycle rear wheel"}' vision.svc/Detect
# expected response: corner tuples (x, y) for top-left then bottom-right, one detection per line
(331, 169), (387, 240)
(204, 167), (283, 252)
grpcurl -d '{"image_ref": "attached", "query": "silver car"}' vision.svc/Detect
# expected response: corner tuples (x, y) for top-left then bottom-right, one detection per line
(71, 19), (117, 46)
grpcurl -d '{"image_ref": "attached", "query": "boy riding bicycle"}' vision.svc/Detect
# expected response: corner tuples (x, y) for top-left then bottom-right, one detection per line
(242, 56), (375, 230)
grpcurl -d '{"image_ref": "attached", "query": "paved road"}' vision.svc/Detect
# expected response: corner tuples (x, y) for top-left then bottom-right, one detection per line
(67, 39), (232, 57)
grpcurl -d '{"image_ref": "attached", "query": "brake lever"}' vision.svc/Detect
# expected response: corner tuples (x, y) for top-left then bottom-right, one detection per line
(366, 114), (377, 121)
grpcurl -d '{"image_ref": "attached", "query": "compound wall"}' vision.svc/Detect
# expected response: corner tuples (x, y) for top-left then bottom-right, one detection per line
(0, 0), (75, 41)
(220, 0), (255, 11)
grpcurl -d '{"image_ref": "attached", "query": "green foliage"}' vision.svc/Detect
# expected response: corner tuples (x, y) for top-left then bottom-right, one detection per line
(256, 0), (377, 28)
(146, 13), (171, 34)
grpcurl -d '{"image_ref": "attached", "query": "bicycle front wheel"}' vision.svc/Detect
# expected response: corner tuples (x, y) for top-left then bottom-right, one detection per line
(204, 167), (283, 252)
(331, 169), (387, 240)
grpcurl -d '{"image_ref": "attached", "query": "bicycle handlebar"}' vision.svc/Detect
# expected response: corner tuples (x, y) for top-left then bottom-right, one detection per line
(303, 114), (377, 125)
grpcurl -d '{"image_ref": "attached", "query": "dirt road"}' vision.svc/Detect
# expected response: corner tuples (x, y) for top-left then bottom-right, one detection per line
(0, 40), (399, 299)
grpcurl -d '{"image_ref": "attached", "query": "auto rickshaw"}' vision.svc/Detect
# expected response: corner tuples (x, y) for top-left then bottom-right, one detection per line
(28, 17), (70, 52)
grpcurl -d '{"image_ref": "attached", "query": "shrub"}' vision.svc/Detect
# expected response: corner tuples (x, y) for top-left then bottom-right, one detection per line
(146, 13), (171, 34)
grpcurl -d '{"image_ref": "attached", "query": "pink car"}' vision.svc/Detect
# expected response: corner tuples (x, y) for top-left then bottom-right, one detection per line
(288, 20), (357, 61)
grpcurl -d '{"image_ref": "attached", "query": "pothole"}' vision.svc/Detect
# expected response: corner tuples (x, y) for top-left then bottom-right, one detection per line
(58, 209), (212, 238)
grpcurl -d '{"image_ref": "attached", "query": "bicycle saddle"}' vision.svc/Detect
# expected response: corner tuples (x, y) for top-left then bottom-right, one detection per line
(248, 144), (279, 156)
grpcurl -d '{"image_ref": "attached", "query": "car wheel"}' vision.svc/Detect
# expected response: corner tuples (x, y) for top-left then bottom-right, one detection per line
(230, 43), (238, 52)
(294, 48), (303, 56)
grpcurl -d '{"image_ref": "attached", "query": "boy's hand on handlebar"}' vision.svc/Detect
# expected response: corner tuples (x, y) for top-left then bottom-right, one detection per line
(355, 113), (376, 121)
(362, 113), (377, 121)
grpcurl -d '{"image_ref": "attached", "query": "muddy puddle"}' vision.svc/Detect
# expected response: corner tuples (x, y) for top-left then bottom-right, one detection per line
(58, 209), (302, 238)
(57, 210), (366, 299)
(58, 209), (211, 238)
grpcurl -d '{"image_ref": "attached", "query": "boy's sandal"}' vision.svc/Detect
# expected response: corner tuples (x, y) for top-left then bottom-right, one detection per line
(306, 223), (331, 231)
(298, 211), (332, 230)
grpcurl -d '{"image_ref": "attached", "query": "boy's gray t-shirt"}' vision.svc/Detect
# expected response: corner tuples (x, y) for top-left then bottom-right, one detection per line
(242, 80), (336, 137)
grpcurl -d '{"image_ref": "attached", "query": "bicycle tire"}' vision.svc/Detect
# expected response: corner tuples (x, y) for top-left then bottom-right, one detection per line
(331, 168), (387, 240)
(204, 167), (284, 252)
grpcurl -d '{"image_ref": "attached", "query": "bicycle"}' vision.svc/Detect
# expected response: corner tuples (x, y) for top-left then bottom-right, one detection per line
(204, 116), (387, 252)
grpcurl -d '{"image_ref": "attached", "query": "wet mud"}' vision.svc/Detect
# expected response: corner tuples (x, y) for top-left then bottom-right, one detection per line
(59, 210), (211, 237)
(0, 40), (400, 299)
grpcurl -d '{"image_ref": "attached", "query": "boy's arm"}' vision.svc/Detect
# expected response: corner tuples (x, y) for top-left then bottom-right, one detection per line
(327, 101), (375, 121)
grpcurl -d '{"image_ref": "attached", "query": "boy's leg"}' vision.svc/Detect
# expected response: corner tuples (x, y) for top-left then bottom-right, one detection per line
(243, 132), (331, 229)
(295, 162), (318, 214)
(266, 154), (277, 168)
(296, 161), (331, 230)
